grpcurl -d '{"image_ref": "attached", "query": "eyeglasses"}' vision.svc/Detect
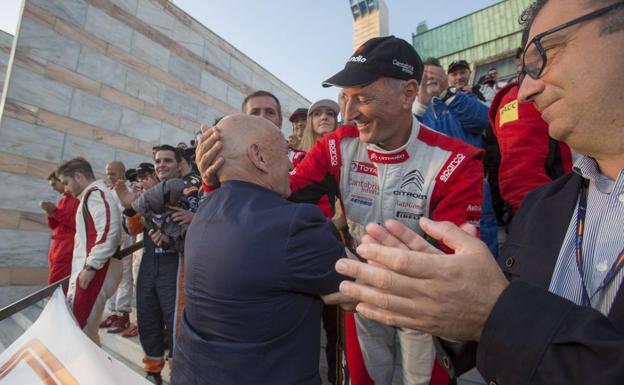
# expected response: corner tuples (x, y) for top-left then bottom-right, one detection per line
(518, 1), (624, 86)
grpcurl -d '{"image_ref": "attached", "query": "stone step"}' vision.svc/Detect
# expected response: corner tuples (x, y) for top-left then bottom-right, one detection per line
(99, 328), (172, 384)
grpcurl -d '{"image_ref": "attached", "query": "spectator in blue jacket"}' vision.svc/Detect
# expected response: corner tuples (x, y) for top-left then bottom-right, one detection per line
(413, 58), (498, 256)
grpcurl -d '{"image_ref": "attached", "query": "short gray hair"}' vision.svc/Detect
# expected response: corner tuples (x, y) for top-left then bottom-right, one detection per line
(383, 77), (409, 93)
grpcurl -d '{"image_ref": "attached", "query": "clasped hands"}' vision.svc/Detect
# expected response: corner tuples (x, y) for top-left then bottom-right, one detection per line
(336, 217), (508, 342)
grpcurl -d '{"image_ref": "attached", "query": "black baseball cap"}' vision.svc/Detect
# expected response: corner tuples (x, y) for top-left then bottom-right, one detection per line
(125, 168), (138, 182)
(447, 60), (470, 73)
(322, 36), (424, 88)
(136, 162), (155, 176)
(289, 108), (308, 122)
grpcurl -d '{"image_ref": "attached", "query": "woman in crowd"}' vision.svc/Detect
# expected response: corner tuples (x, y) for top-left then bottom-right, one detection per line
(298, 99), (340, 152)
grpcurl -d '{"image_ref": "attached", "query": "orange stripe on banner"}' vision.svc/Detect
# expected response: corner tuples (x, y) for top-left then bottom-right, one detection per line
(0, 339), (80, 385)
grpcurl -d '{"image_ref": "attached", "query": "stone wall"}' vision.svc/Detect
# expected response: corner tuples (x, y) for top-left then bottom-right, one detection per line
(0, 30), (13, 100)
(0, 0), (309, 271)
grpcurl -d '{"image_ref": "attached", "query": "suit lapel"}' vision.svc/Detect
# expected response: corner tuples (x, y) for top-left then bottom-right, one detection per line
(522, 174), (583, 288)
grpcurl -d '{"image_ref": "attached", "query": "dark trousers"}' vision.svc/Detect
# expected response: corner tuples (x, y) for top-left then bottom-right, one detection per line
(136, 251), (180, 360)
(323, 304), (340, 385)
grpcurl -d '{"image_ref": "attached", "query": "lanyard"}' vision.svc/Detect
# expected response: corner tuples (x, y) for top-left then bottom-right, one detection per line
(575, 180), (624, 307)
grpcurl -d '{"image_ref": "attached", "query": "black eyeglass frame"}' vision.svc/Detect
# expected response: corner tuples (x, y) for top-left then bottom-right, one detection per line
(519, 1), (624, 86)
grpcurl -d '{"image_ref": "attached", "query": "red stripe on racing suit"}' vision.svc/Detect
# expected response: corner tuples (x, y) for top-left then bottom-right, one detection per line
(289, 120), (484, 385)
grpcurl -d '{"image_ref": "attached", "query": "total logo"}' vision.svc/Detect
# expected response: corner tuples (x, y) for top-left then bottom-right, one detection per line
(349, 55), (367, 63)
(350, 161), (378, 176)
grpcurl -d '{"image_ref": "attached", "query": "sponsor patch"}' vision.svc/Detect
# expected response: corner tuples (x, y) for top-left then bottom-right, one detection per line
(396, 199), (426, 210)
(328, 139), (338, 166)
(395, 211), (422, 221)
(351, 161), (378, 176)
(350, 194), (373, 207)
(499, 100), (519, 127)
(368, 149), (409, 164)
(349, 179), (380, 196)
(400, 169), (424, 191)
(392, 59), (414, 75)
(393, 190), (427, 200)
(466, 203), (482, 212)
(439, 153), (466, 182)
(349, 55), (367, 63)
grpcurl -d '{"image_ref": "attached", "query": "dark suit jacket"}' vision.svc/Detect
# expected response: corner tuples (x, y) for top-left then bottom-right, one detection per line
(173, 180), (346, 385)
(438, 173), (624, 385)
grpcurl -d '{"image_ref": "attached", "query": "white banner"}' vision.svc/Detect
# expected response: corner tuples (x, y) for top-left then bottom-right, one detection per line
(0, 288), (150, 385)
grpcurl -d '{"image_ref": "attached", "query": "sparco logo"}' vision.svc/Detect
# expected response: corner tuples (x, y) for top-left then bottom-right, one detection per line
(439, 153), (466, 182)
(349, 55), (367, 63)
(392, 59), (414, 75)
(351, 161), (378, 176)
(329, 139), (338, 166)
(400, 169), (424, 191)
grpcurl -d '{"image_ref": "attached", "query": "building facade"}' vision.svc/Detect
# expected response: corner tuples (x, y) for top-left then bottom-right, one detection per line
(0, 0), (309, 285)
(351, 0), (389, 52)
(0, 30), (12, 101)
(412, 0), (533, 82)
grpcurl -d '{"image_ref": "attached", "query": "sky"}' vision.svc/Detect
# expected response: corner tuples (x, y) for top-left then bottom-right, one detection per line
(0, 0), (501, 104)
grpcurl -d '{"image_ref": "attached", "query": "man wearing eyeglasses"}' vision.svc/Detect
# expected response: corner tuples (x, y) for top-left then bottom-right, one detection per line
(334, 1), (624, 384)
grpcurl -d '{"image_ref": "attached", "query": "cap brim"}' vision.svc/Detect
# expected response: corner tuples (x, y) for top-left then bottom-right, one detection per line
(448, 65), (469, 73)
(322, 67), (381, 88)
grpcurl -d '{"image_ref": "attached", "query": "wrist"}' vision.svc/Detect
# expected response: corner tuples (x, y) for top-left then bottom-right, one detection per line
(84, 264), (98, 271)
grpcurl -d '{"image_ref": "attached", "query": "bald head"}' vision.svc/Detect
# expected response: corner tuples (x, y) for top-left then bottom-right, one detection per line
(105, 161), (126, 186)
(217, 113), (292, 197)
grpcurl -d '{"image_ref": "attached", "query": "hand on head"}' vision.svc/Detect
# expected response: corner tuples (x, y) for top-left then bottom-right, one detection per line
(196, 114), (292, 197)
(336, 217), (508, 341)
(196, 123), (224, 188)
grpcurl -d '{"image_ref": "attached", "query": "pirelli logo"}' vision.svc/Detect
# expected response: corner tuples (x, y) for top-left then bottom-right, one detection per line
(439, 153), (466, 182)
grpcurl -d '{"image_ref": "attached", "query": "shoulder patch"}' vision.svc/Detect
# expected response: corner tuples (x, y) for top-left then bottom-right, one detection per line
(499, 99), (519, 127)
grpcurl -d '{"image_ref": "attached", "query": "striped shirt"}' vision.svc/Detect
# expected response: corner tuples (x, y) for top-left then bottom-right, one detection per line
(549, 156), (624, 315)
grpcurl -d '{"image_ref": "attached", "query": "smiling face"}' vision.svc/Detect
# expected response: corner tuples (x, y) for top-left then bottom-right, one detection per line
(341, 78), (412, 149)
(518, 0), (624, 158)
(154, 149), (181, 181)
(447, 67), (471, 88)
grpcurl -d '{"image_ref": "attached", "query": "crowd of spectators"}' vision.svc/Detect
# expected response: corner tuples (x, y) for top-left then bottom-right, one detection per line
(39, 0), (624, 384)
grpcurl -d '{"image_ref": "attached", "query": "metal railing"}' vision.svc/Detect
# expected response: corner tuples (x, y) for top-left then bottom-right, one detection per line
(0, 240), (144, 322)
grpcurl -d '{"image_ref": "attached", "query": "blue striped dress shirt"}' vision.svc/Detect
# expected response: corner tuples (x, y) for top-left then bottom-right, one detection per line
(549, 156), (624, 315)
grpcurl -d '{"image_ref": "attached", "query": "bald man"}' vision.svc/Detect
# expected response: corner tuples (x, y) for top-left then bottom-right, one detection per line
(100, 160), (136, 334)
(105, 161), (125, 187)
(172, 114), (351, 385)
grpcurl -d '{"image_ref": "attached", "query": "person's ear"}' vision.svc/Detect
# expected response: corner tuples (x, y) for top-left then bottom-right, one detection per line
(402, 79), (419, 109)
(247, 143), (270, 173)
